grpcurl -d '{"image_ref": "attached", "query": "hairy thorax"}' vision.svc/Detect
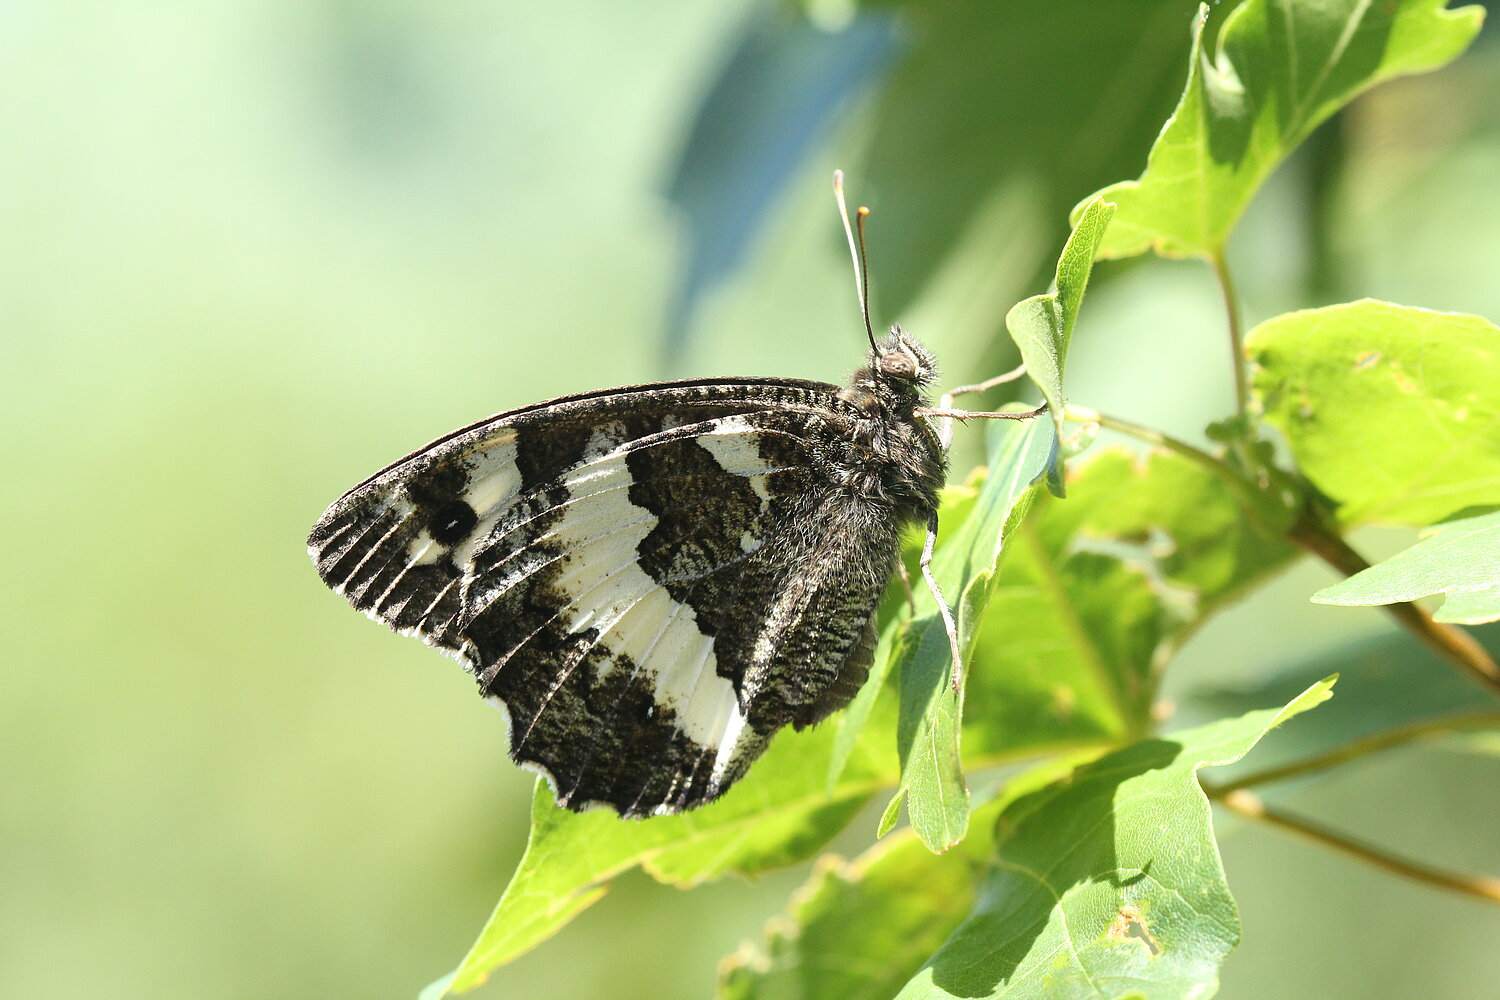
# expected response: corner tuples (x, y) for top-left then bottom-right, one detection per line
(835, 385), (946, 527)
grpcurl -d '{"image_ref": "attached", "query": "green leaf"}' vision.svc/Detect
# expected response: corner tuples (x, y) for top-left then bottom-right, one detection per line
(962, 447), (1300, 760)
(1248, 300), (1500, 526)
(722, 755), (1097, 1000)
(718, 821), (986, 1000)
(1186, 626), (1500, 787)
(441, 715), (896, 994)
(893, 679), (1337, 1000)
(1082, 0), (1483, 260)
(1313, 510), (1500, 625)
(1006, 197), (1115, 440)
(885, 416), (1057, 851)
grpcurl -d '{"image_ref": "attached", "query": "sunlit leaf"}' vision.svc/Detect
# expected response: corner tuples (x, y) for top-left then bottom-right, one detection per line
(1313, 510), (1500, 624)
(883, 416), (1057, 851)
(441, 714), (896, 994)
(962, 446), (1299, 762)
(1005, 197), (1115, 444)
(1082, 0), (1483, 260)
(718, 821), (986, 1000)
(1248, 300), (1500, 526)
(893, 679), (1336, 1000)
(721, 753), (1100, 1000)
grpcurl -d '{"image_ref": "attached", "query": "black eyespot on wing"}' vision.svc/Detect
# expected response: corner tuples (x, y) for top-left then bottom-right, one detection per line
(306, 377), (934, 816)
(429, 498), (478, 545)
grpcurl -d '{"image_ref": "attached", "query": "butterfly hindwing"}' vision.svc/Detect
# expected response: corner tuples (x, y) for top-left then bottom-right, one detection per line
(309, 379), (905, 816)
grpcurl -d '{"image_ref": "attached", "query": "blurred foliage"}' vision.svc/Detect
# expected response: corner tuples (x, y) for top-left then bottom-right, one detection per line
(5, 2), (1500, 1000)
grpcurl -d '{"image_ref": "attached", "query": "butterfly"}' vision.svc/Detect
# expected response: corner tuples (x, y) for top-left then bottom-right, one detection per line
(307, 173), (1040, 817)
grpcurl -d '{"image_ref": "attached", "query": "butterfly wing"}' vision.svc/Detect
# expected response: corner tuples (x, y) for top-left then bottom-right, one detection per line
(308, 379), (904, 816)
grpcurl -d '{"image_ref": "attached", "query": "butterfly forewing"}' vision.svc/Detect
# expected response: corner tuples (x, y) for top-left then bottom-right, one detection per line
(308, 378), (909, 816)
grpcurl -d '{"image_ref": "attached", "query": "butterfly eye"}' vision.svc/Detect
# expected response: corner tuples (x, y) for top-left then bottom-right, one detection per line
(879, 352), (919, 379)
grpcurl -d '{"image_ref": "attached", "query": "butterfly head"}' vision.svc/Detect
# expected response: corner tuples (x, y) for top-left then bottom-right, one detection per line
(871, 325), (937, 389)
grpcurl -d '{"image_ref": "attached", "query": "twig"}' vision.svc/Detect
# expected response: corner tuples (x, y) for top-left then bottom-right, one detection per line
(1065, 405), (1231, 476)
(1217, 710), (1500, 792)
(1209, 788), (1500, 905)
(1210, 250), (1250, 419)
(1068, 404), (1500, 699)
(1063, 405), (1269, 524)
(1288, 503), (1500, 698)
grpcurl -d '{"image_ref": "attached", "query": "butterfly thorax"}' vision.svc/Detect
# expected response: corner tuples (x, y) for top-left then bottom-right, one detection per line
(835, 327), (947, 526)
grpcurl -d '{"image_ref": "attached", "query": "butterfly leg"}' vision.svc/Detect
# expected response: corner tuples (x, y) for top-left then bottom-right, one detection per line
(919, 513), (964, 694)
(923, 364), (1039, 448)
(896, 559), (918, 613)
(940, 362), (1028, 406)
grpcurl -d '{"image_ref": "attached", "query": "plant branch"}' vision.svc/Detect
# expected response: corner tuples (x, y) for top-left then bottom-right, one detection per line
(1288, 503), (1500, 697)
(1063, 406), (1275, 530)
(1064, 406), (1225, 471)
(1209, 250), (1250, 418)
(1217, 710), (1500, 792)
(1209, 788), (1500, 905)
(1069, 405), (1500, 695)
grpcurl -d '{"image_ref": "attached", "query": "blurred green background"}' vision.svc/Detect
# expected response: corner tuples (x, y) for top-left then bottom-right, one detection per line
(4, 2), (1498, 997)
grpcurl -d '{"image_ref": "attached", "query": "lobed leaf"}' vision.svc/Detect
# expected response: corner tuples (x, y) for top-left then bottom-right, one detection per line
(1248, 300), (1500, 527)
(893, 679), (1336, 1000)
(1081, 0), (1483, 260)
(1313, 510), (1500, 625)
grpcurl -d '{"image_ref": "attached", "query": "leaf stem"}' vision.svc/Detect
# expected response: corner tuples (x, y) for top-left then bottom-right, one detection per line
(1062, 405), (1270, 525)
(1208, 787), (1500, 905)
(1067, 406), (1500, 697)
(1287, 503), (1500, 698)
(1217, 710), (1500, 792)
(1210, 250), (1251, 418)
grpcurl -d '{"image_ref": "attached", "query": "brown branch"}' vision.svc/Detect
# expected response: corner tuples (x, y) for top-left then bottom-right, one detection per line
(1210, 788), (1500, 905)
(1218, 710), (1500, 792)
(1288, 503), (1500, 697)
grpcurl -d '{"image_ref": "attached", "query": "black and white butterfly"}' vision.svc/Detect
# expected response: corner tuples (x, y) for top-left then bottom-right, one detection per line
(307, 174), (1039, 817)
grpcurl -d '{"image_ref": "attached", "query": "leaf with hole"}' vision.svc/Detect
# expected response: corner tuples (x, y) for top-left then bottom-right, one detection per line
(893, 679), (1335, 1000)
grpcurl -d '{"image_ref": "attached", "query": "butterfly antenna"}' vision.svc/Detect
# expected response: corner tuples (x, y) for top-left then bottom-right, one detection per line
(833, 170), (879, 354)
